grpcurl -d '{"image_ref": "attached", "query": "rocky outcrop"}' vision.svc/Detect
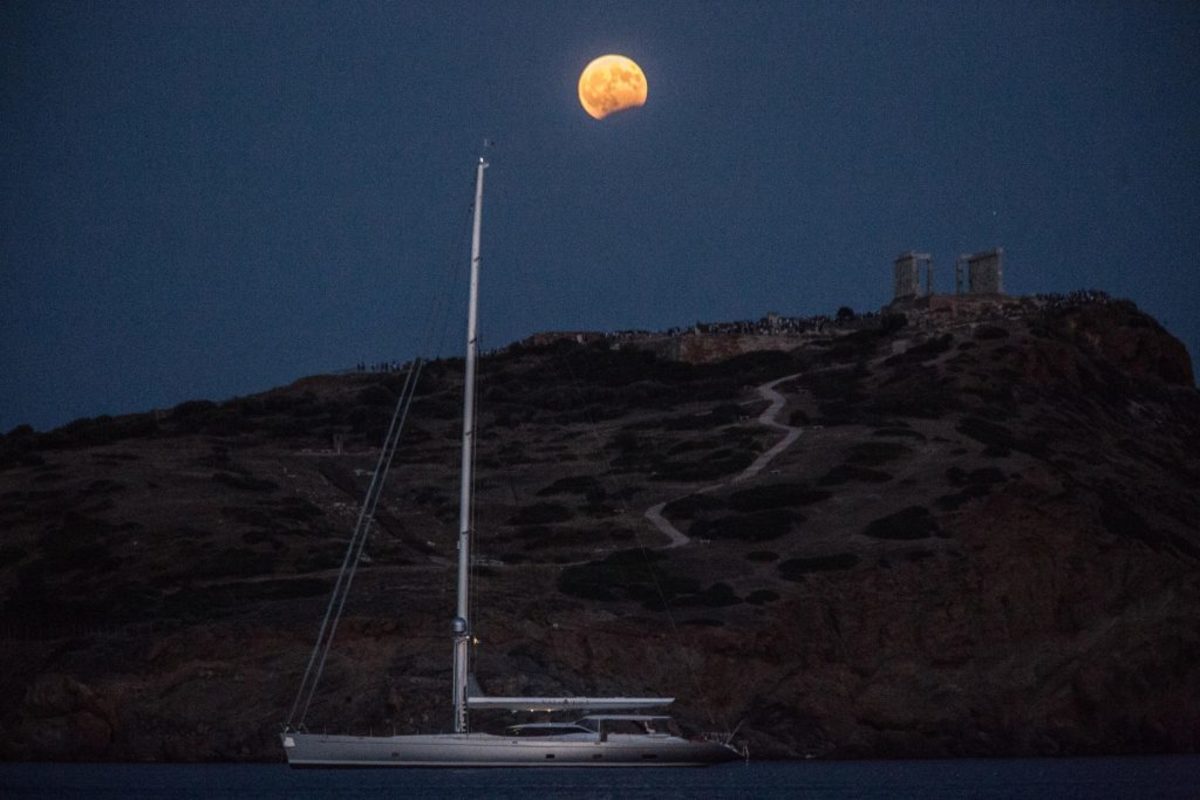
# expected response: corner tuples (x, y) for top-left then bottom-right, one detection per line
(5, 675), (116, 760)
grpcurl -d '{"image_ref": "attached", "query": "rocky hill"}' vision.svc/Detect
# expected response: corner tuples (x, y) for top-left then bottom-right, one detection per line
(1, 294), (1197, 761)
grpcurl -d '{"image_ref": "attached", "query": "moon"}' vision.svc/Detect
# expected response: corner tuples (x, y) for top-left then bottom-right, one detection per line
(578, 55), (647, 120)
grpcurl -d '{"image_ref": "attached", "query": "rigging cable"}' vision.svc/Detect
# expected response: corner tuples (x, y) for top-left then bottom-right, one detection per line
(287, 357), (424, 728)
(286, 172), (478, 730)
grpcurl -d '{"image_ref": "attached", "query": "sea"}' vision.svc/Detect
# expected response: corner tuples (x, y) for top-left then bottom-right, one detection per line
(1, 758), (1198, 800)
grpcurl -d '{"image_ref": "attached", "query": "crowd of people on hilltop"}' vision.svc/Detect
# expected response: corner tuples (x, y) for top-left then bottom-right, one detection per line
(350, 292), (1127, 372)
(351, 309), (900, 371)
(354, 360), (405, 373)
(601, 312), (878, 342)
(1030, 289), (1113, 310)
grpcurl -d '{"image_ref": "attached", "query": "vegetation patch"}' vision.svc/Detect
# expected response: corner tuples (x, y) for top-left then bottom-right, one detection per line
(558, 549), (701, 610)
(1098, 494), (1166, 549)
(885, 334), (954, 365)
(862, 506), (942, 540)
(511, 524), (629, 550)
(536, 475), (602, 497)
(651, 448), (755, 482)
(846, 441), (912, 467)
(945, 466), (1007, 487)
(936, 462), (1012, 506)
(689, 508), (800, 542)
(745, 550), (779, 562)
(820, 329), (884, 364)
(294, 546), (345, 572)
(162, 577), (333, 622)
(727, 484), (831, 511)
(676, 582), (742, 607)
(212, 471), (279, 493)
(936, 486), (990, 510)
(506, 502), (573, 526)
(957, 417), (1045, 457)
(193, 547), (277, 579)
(662, 493), (726, 520)
(274, 495), (326, 522)
(974, 324), (1010, 340)
(38, 512), (121, 573)
(778, 553), (860, 579)
(0, 543), (24, 568)
(788, 409), (810, 426)
(817, 465), (893, 486)
(872, 427), (926, 440)
(221, 506), (274, 527)
(356, 384), (396, 407)
(746, 589), (779, 605)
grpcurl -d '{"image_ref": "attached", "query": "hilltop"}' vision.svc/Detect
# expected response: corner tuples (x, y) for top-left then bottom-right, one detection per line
(0, 293), (1197, 761)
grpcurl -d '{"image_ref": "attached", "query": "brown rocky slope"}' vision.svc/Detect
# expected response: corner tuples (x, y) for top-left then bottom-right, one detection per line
(0, 294), (1197, 761)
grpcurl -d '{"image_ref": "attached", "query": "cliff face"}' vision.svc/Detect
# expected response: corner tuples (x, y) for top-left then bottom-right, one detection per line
(0, 295), (1197, 761)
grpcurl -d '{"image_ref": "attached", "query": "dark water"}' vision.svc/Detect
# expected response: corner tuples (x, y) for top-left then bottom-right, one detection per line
(2, 757), (1198, 799)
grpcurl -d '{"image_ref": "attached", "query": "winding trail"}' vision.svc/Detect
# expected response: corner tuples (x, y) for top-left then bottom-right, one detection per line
(644, 372), (804, 549)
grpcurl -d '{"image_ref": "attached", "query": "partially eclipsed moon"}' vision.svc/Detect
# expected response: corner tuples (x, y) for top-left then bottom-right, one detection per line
(578, 54), (647, 120)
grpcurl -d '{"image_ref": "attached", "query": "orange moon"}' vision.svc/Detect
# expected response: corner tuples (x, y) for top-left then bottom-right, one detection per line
(578, 55), (647, 120)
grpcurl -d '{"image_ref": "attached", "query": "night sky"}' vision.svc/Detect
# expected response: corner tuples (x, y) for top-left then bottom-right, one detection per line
(4, 1), (1198, 433)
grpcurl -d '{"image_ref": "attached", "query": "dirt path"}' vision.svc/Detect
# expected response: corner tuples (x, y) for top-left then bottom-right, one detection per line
(644, 372), (803, 549)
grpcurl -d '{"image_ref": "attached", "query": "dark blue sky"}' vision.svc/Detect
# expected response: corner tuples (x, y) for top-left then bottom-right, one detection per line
(4, 1), (1198, 432)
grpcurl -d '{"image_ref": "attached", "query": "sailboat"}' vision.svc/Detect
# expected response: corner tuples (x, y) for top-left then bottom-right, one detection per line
(281, 156), (740, 767)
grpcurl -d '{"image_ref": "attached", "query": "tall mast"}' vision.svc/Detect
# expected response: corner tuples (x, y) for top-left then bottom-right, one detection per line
(452, 156), (487, 734)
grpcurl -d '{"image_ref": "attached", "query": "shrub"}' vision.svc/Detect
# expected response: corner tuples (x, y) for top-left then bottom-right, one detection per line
(194, 547), (276, 579)
(974, 324), (1010, 340)
(746, 589), (779, 605)
(945, 466), (1006, 487)
(904, 333), (954, 361)
(872, 427), (926, 440)
(788, 409), (811, 426)
(862, 506), (941, 540)
(689, 509), (800, 542)
(39, 513), (120, 572)
(1099, 494), (1164, 549)
(662, 493), (726, 519)
(0, 543), (24, 568)
(846, 441), (912, 467)
(936, 486), (991, 510)
(821, 330), (882, 364)
(817, 465), (892, 486)
(212, 472), (279, 492)
(221, 506), (275, 527)
(957, 417), (1044, 456)
(357, 384), (396, 407)
(676, 582), (742, 607)
(727, 484), (831, 511)
(536, 476), (602, 497)
(275, 496), (326, 521)
(778, 553), (859, 579)
(506, 503), (573, 526)
(651, 448), (755, 482)
(557, 549), (701, 610)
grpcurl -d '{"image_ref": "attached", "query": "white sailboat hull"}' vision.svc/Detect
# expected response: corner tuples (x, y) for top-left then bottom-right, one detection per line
(282, 731), (739, 768)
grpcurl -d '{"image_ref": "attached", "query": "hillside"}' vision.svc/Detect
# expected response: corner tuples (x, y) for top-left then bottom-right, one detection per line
(1, 294), (1198, 761)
